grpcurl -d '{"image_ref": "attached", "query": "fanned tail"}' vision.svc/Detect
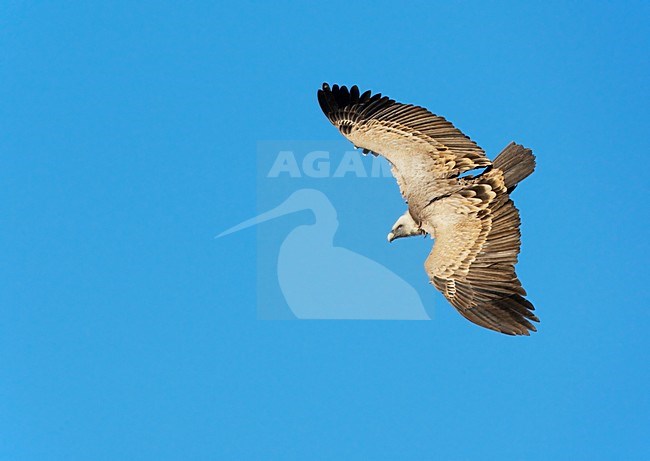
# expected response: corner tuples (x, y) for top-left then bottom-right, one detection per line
(493, 142), (536, 191)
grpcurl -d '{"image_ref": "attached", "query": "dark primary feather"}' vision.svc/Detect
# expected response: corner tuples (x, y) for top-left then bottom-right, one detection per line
(318, 83), (387, 119)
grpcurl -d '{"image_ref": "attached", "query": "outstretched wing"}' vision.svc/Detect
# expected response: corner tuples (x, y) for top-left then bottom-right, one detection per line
(317, 83), (492, 199)
(424, 170), (538, 335)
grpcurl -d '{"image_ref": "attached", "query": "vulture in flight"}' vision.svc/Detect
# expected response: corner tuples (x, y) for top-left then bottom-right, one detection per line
(317, 83), (538, 335)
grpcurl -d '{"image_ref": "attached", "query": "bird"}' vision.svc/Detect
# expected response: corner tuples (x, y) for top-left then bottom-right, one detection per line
(218, 188), (429, 320)
(317, 83), (538, 335)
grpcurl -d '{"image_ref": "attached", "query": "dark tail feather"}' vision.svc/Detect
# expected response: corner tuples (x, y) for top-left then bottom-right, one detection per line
(493, 142), (536, 191)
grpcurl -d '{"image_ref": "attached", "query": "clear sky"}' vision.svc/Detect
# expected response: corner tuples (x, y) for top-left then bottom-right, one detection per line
(1, 1), (649, 460)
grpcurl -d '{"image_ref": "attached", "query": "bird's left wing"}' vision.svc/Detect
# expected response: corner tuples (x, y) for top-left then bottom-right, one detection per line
(317, 83), (491, 199)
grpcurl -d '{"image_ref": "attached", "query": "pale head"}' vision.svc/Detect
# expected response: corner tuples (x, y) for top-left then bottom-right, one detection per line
(387, 210), (425, 242)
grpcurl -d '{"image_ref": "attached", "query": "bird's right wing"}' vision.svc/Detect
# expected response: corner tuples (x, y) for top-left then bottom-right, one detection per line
(317, 83), (492, 200)
(423, 169), (538, 335)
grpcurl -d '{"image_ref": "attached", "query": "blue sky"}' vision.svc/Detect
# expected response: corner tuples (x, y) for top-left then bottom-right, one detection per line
(1, 1), (649, 460)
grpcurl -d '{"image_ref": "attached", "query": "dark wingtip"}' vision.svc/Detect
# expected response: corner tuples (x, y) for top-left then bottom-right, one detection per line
(317, 83), (390, 121)
(318, 82), (347, 118)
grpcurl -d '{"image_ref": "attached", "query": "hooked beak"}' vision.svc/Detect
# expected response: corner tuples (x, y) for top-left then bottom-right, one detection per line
(387, 232), (395, 243)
